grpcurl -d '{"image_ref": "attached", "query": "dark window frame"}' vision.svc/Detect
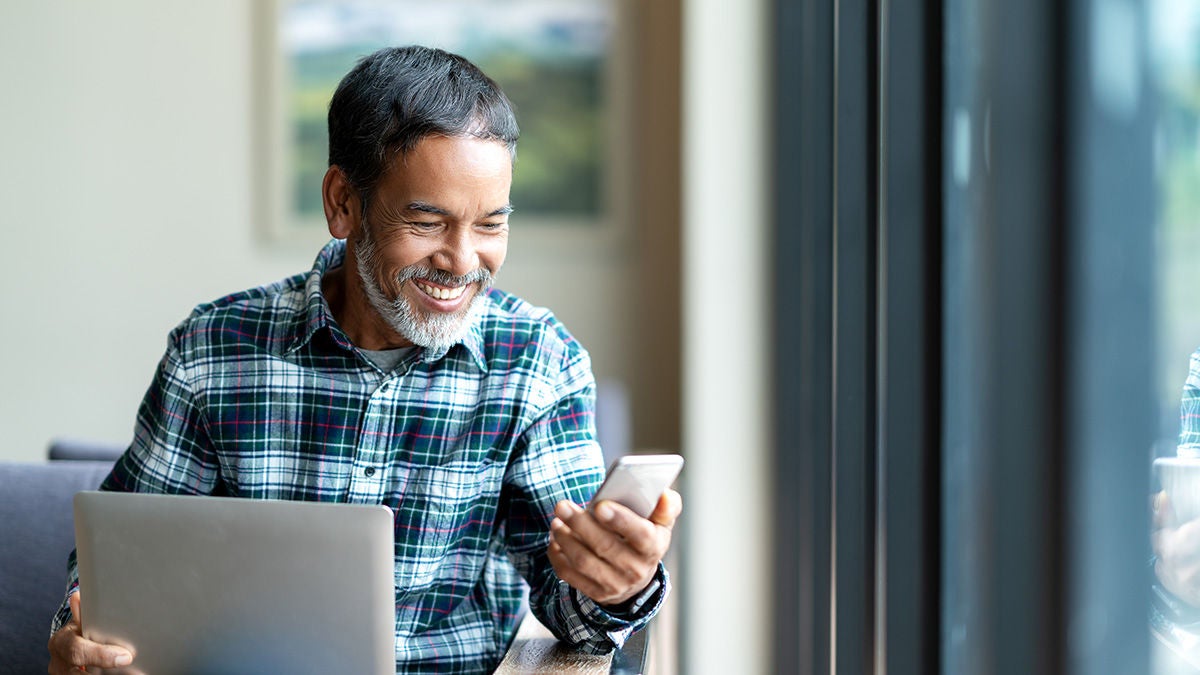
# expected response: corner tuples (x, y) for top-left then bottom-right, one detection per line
(773, 0), (1152, 672)
(772, 0), (941, 673)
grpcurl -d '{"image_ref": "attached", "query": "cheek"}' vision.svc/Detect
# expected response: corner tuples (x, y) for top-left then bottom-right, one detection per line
(368, 256), (414, 297)
(376, 239), (432, 284)
(367, 259), (400, 297)
(480, 237), (508, 274)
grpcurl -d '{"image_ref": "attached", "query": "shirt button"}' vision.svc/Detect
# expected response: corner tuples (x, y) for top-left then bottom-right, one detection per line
(380, 382), (390, 392)
(364, 467), (376, 478)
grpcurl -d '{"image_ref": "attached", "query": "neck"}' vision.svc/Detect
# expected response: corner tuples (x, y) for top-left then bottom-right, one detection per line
(322, 263), (415, 351)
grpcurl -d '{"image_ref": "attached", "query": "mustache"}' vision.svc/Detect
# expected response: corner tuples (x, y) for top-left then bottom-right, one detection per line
(395, 265), (493, 289)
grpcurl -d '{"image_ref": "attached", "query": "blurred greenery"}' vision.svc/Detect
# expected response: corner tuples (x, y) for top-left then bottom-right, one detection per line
(1156, 58), (1200, 436)
(287, 44), (607, 226)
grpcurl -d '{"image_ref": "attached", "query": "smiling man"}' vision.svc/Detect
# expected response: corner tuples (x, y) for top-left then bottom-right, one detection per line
(47, 46), (680, 674)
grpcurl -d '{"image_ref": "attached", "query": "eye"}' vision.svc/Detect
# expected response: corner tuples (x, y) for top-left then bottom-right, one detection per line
(407, 221), (441, 231)
(479, 221), (507, 231)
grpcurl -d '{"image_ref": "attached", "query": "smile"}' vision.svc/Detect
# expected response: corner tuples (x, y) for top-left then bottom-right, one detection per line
(416, 281), (468, 301)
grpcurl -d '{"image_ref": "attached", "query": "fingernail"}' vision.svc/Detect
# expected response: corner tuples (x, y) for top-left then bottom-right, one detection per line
(1154, 492), (1164, 512)
(596, 502), (615, 522)
(114, 651), (133, 666)
(555, 502), (573, 519)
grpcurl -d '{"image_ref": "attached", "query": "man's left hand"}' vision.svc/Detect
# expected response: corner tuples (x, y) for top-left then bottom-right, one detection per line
(1154, 491), (1200, 607)
(548, 490), (682, 609)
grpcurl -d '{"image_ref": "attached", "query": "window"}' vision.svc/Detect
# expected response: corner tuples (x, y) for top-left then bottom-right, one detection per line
(773, 0), (1165, 672)
(1149, 1), (1200, 672)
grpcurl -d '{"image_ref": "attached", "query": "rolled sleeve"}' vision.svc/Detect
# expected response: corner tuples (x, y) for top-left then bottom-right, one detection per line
(1181, 348), (1200, 456)
(503, 347), (668, 653)
(559, 563), (669, 653)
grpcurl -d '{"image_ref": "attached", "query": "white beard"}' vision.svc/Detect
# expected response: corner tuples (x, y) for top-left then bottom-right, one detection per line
(353, 226), (492, 354)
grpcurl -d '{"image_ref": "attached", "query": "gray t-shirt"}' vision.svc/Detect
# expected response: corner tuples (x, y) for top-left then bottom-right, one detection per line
(358, 346), (417, 373)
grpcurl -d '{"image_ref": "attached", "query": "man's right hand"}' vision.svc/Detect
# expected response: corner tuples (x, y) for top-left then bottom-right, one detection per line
(47, 592), (134, 674)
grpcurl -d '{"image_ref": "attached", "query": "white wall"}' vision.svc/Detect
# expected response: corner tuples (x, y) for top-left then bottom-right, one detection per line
(0, 1), (633, 461)
(681, 0), (771, 672)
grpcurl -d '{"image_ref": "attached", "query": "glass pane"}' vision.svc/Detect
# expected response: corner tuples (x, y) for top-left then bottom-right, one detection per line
(1150, 1), (1200, 672)
(941, 0), (988, 668)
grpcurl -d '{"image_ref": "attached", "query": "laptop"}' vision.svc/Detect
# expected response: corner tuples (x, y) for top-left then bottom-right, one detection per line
(73, 491), (396, 675)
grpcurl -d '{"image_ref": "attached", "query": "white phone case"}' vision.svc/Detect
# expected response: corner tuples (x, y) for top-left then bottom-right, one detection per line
(590, 454), (684, 519)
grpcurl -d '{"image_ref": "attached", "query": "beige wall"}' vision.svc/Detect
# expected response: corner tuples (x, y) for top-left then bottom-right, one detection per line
(0, 3), (772, 673)
(0, 0), (652, 462)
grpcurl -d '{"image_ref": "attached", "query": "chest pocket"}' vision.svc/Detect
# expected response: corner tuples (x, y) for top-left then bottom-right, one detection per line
(392, 459), (502, 633)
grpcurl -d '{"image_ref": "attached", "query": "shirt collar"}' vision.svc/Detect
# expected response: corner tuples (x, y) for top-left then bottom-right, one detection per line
(284, 238), (349, 355)
(286, 239), (489, 373)
(428, 306), (489, 373)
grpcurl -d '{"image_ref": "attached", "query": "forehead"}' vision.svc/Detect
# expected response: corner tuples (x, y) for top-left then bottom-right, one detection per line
(377, 135), (513, 202)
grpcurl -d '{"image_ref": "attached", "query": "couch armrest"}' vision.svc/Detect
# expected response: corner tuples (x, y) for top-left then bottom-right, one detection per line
(0, 461), (114, 673)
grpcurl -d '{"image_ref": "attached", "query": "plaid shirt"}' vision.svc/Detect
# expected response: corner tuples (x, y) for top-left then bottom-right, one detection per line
(1181, 348), (1200, 456)
(53, 239), (666, 673)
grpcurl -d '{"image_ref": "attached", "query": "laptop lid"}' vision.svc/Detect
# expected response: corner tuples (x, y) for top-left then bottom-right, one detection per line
(73, 491), (395, 675)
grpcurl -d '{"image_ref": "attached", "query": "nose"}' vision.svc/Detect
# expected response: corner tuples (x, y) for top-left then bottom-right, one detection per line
(431, 225), (480, 279)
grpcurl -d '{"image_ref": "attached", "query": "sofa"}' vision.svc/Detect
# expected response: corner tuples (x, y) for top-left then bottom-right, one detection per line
(0, 460), (115, 674)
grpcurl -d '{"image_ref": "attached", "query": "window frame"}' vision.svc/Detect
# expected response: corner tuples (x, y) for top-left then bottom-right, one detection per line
(773, 0), (1153, 672)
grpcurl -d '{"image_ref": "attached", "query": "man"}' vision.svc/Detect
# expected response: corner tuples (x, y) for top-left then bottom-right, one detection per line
(1150, 347), (1200, 671)
(47, 45), (681, 674)
(1154, 348), (1200, 609)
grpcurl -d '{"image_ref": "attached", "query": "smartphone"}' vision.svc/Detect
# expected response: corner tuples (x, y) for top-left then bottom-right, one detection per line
(1155, 456), (1200, 523)
(589, 454), (684, 519)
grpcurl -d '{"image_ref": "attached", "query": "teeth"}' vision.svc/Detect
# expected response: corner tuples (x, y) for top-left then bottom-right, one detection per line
(417, 282), (466, 301)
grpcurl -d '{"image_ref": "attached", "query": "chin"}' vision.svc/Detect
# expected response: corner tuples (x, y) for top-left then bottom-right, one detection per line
(389, 293), (483, 352)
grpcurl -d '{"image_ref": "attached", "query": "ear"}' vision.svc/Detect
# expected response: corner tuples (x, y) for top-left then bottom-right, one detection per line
(322, 166), (362, 240)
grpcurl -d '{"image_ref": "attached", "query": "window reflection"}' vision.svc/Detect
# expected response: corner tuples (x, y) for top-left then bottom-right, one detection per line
(1150, 1), (1200, 672)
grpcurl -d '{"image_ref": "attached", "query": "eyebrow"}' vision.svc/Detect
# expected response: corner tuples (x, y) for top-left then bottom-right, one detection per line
(405, 201), (514, 218)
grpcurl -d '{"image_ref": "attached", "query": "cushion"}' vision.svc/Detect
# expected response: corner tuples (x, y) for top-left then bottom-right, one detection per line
(0, 461), (114, 674)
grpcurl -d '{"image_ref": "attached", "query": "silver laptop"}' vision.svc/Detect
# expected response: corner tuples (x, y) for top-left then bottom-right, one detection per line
(74, 491), (396, 675)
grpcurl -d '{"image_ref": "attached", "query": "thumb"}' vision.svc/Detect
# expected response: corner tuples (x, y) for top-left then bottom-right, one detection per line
(649, 489), (683, 529)
(1155, 491), (1178, 530)
(68, 591), (81, 626)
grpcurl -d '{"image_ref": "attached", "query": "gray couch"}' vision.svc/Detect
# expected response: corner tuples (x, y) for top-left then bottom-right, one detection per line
(0, 460), (114, 674)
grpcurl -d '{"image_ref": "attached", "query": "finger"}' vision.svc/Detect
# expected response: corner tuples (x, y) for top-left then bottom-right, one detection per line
(551, 517), (606, 570)
(648, 489), (683, 529)
(556, 502), (629, 561)
(551, 517), (626, 583)
(51, 595), (134, 672)
(69, 591), (81, 626)
(591, 500), (659, 555)
(552, 502), (589, 541)
(51, 632), (133, 671)
(1154, 492), (1176, 529)
(554, 515), (654, 592)
(547, 539), (612, 602)
(1156, 556), (1170, 586)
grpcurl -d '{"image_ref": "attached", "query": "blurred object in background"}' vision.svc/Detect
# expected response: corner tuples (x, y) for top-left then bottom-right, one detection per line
(261, 0), (618, 246)
(47, 438), (124, 463)
(1149, 0), (1200, 672)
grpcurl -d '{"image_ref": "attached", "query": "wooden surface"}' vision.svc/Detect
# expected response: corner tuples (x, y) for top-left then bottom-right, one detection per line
(495, 550), (679, 675)
(494, 614), (615, 674)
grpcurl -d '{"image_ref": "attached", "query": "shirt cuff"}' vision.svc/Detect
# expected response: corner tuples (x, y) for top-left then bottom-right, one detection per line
(568, 562), (669, 643)
(598, 577), (663, 619)
(50, 586), (78, 636)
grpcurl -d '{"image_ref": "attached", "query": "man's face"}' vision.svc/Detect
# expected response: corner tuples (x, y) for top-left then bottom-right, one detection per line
(349, 134), (512, 352)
